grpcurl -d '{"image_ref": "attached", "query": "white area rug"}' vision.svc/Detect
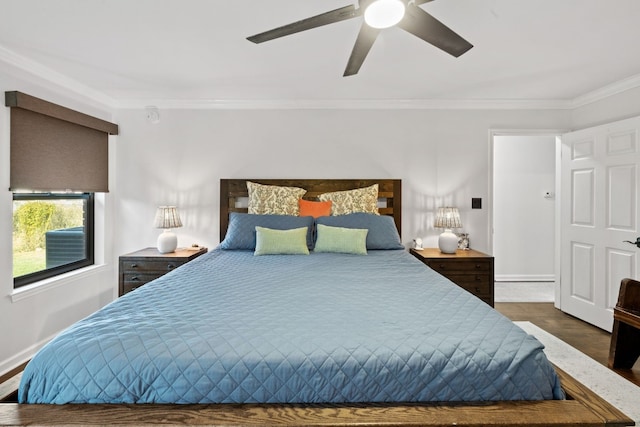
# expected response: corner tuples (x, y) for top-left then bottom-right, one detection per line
(515, 321), (640, 424)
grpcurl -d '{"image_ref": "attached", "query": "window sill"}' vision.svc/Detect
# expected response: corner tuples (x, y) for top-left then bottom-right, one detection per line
(10, 264), (110, 303)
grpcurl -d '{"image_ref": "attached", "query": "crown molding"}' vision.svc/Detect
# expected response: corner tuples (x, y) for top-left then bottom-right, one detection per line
(0, 45), (117, 109)
(570, 73), (640, 108)
(2, 43), (640, 111)
(116, 97), (573, 110)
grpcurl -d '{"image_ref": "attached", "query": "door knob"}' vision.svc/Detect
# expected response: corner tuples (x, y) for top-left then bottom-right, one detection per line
(623, 238), (640, 248)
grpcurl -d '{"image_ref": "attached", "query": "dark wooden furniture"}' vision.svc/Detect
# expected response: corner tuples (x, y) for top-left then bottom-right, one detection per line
(609, 278), (640, 369)
(118, 247), (207, 296)
(220, 179), (401, 242)
(410, 248), (495, 307)
(0, 179), (633, 426)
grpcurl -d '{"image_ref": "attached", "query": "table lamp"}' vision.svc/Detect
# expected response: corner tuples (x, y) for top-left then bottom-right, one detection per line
(434, 207), (462, 254)
(154, 206), (182, 253)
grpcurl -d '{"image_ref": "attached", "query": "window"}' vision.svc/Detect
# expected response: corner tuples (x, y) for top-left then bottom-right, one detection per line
(6, 91), (117, 290)
(13, 192), (94, 288)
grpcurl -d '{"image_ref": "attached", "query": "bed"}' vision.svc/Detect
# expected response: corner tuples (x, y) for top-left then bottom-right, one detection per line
(0, 179), (633, 426)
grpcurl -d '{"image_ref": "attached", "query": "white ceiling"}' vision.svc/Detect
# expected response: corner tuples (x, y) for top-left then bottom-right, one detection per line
(2, 0), (640, 107)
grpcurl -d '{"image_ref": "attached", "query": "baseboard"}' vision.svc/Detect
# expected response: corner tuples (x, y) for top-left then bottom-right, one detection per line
(495, 274), (555, 282)
(0, 334), (53, 379)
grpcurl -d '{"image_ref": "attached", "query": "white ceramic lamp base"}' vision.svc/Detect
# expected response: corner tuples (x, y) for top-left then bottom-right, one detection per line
(157, 229), (178, 253)
(438, 229), (459, 254)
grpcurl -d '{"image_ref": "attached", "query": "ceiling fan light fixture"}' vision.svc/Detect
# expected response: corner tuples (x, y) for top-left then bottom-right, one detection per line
(364, 0), (406, 29)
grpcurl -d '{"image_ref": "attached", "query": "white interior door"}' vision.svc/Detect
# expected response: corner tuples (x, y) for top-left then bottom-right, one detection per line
(560, 116), (640, 331)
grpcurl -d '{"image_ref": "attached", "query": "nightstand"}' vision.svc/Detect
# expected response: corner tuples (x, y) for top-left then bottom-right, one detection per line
(410, 248), (494, 307)
(118, 247), (208, 296)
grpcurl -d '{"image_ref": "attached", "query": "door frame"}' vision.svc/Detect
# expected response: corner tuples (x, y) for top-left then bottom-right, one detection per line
(488, 129), (566, 307)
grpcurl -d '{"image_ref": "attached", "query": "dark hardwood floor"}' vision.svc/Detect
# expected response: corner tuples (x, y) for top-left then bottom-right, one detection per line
(496, 302), (640, 387)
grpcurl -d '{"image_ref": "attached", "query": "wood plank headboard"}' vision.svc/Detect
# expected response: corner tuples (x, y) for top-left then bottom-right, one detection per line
(220, 179), (402, 242)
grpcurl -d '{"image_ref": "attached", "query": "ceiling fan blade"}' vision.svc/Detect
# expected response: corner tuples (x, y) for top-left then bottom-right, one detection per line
(413, 0), (435, 4)
(247, 5), (359, 44)
(343, 24), (380, 76)
(397, 4), (473, 57)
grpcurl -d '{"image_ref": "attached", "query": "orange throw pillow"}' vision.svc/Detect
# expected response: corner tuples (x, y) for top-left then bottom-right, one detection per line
(298, 199), (332, 218)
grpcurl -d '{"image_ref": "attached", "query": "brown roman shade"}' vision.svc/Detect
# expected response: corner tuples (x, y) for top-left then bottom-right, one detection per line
(5, 91), (119, 192)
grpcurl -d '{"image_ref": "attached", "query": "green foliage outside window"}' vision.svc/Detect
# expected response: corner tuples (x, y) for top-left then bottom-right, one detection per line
(13, 201), (83, 252)
(13, 193), (93, 287)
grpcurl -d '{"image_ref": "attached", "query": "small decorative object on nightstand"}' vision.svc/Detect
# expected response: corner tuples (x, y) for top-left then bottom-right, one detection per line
(434, 207), (462, 254)
(410, 247), (494, 307)
(413, 237), (423, 250)
(458, 233), (470, 250)
(154, 206), (182, 253)
(118, 246), (207, 296)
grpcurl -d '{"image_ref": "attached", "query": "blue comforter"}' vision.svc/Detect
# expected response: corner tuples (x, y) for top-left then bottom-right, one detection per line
(19, 249), (564, 404)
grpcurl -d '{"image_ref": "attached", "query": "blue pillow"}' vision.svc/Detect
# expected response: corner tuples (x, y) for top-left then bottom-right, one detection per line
(315, 213), (404, 250)
(220, 213), (314, 250)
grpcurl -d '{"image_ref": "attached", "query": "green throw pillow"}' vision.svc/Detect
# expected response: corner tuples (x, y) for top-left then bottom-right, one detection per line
(254, 226), (310, 256)
(314, 224), (368, 255)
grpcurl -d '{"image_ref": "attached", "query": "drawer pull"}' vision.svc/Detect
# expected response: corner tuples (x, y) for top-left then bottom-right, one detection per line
(167, 264), (176, 270)
(131, 276), (140, 281)
(130, 263), (138, 268)
(475, 264), (482, 269)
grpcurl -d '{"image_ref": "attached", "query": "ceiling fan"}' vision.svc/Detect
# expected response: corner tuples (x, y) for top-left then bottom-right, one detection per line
(246, 0), (473, 77)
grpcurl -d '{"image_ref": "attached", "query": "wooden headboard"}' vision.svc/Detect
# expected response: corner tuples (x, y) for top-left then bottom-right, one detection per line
(220, 179), (402, 242)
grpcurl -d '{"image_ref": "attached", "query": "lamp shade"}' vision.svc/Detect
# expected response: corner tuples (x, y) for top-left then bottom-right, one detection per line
(434, 207), (462, 254)
(434, 207), (462, 229)
(154, 206), (182, 229)
(154, 206), (182, 253)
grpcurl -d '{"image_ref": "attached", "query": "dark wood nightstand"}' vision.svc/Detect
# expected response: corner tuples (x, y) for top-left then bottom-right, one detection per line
(118, 247), (207, 296)
(410, 248), (495, 307)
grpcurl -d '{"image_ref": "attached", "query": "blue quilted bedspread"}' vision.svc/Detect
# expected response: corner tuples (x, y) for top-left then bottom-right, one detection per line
(19, 249), (564, 404)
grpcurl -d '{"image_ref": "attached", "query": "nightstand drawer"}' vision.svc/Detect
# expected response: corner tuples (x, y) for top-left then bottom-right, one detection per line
(448, 276), (492, 296)
(122, 272), (164, 284)
(444, 273), (491, 286)
(121, 260), (185, 274)
(426, 259), (491, 273)
(122, 280), (153, 295)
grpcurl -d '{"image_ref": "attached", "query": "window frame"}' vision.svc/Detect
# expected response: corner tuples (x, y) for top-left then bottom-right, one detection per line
(13, 192), (95, 288)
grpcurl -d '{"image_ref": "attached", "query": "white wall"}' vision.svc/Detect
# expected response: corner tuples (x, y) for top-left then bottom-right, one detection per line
(113, 108), (570, 259)
(493, 135), (556, 281)
(0, 62), (117, 375)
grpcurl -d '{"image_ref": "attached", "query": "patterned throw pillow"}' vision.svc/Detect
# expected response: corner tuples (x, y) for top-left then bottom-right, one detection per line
(247, 181), (306, 215)
(318, 184), (379, 216)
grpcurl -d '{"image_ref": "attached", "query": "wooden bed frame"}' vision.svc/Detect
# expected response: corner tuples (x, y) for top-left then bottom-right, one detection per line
(219, 179), (402, 241)
(0, 179), (633, 426)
